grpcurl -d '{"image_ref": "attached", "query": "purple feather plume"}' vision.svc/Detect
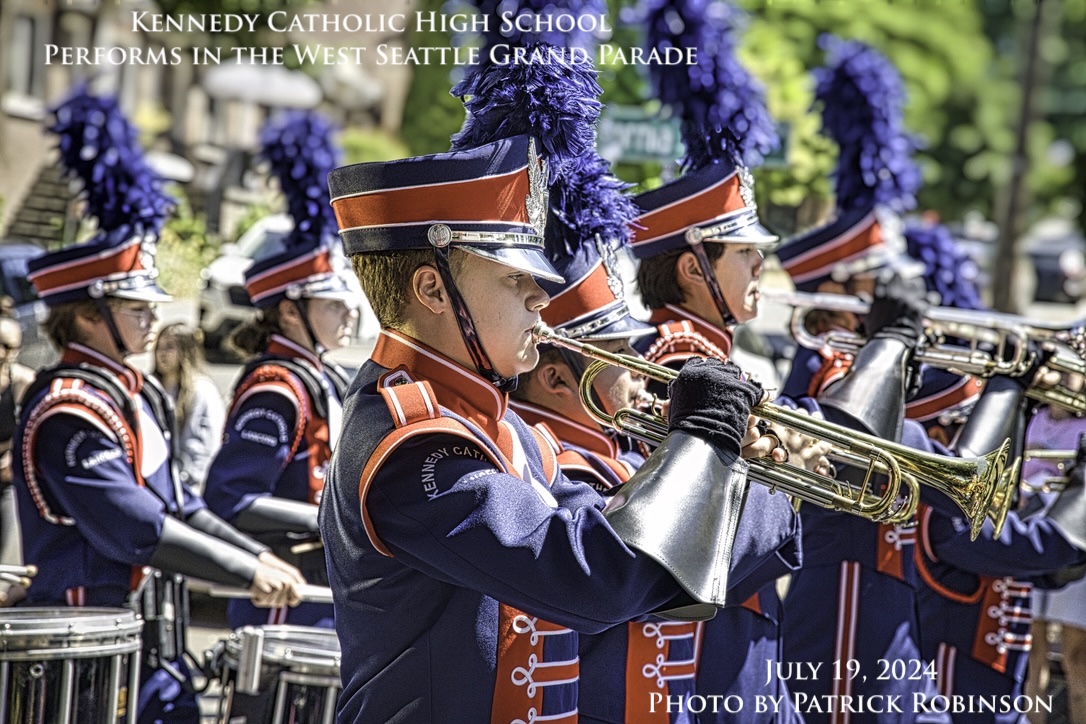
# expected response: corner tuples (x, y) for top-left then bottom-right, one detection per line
(545, 153), (639, 259)
(451, 42), (602, 181)
(450, 41), (634, 257)
(904, 220), (984, 310)
(259, 111), (342, 248)
(814, 35), (922, 213)
(644, 0), (778, 170)
(49, 87), (173, 237)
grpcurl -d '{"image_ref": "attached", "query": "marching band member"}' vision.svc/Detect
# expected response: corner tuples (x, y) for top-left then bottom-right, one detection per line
(1026, 414), (1086, 724)
(891, 222), (1086, 722)
(508, 185), (705, 724)
(319, 48), (775, 721)
(632, 4), (822, 718)
(447, 45), (795, 722)
(203, 111), (358, 631)
(506, 140), (794, 721)
(773, 37), (950, 724)
(13, 87), (303, 723)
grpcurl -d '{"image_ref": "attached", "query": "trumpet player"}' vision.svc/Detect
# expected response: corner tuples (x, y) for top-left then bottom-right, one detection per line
(507, 148), (794, 722)
(318, 50), (785, 723)
(771, 37), (952, 724)
(628, 5), (839, 719)
(881, 222), (1086, 722)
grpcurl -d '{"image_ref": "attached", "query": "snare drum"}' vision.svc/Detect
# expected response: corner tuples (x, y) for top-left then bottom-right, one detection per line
(211, 625), (341, 724)
(0, 607), (142, 724)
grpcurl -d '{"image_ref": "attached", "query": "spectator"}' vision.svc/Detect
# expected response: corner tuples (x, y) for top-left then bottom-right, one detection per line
(153, 323), (225, 494)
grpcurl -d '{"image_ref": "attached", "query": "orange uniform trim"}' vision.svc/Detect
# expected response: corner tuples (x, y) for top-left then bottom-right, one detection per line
(635, 172), (743, 246)
(809, 351), (854, 398)
(491, 604), (579, 724)
(528, 426), (559, 486)
(906, 376), (984, 421)
(332, 166), (530, 230)
(542, 261), (616, 329)
(914, 506), (985, 604)
(28, 238), (145, 296)
(246, 248), (334, 302)
(231, 366), (310, 464)
(740, 593), (763, 616)
(782, 216), (882, 280)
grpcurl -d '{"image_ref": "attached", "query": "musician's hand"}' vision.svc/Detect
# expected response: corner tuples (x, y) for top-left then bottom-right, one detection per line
(741, 416), (778, 460)
(865, 274), (928, 347)
(669, 358), (763, 455)
(250, 554), (305, 608)
(257, 550), (306, 582)
(773, 408), (835, 474)
(0, 582), (26, 608)
(1066, 433), (1086, 491)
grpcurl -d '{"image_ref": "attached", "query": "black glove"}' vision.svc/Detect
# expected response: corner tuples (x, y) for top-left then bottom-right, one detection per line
(668, 358), (763, 455)
(864, 274), (929, 347)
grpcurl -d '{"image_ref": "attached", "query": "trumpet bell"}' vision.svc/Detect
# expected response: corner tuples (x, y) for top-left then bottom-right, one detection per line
(985, 454), (1021, 538)
(897, 439), (1011, 541)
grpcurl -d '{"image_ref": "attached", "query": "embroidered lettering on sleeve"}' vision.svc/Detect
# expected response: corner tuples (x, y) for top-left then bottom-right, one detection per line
(65, 430), (123, 470)
(418, 445), (493, 500)
(233, 408), (290, 447)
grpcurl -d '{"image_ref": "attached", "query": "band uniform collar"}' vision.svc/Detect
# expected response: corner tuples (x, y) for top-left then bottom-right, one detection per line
(267, 334), (323, 370)
(371, 329), (507, 437)
(650, 304), (734, 355)
(61, 343), (144, 394)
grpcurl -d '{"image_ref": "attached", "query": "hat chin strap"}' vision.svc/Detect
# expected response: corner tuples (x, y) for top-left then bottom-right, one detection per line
(94, 297), (132, 358)
(432, 247), (517, 393)
(687, 241), (736, 328)
(291, 298), (327, 360)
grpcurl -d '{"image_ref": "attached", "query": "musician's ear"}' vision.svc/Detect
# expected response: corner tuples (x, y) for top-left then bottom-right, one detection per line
(537, 361), (577, 398)
(676, 251), (704, 297)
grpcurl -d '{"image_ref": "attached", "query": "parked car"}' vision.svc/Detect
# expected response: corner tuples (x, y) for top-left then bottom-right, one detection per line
(1023, 220), (1086, 304)
(0, 241), (56, 370)
(197, 214), (293, 357)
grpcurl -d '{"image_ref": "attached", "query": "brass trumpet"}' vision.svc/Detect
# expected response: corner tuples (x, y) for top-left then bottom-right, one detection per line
(762, 289), (1086, 416)
(533, 323), (1012, 539)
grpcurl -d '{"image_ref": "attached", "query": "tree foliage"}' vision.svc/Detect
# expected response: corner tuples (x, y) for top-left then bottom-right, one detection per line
(400, 0), (467, 155)
(735, 0), (1018, 229)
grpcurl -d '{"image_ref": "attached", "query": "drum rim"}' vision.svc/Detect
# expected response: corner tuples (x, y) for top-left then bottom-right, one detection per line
(0, 607), (143, 644)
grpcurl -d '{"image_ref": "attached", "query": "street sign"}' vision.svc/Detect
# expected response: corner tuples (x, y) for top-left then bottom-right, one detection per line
(598, 106), (791, 169)
(598, 106), (683, 164)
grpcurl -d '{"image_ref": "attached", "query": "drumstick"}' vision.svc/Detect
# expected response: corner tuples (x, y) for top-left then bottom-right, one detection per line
(205, 582), (334, 605)
(289, 540), (325, 555)
(0, 572), (30, 588)
(0, 564), (37, 577)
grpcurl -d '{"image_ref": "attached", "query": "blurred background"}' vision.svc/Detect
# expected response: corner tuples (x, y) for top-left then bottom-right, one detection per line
(1, 0), (1085, 368)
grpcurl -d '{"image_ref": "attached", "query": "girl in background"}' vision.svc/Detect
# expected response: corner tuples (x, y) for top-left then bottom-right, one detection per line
(153, 323), (225, 494)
